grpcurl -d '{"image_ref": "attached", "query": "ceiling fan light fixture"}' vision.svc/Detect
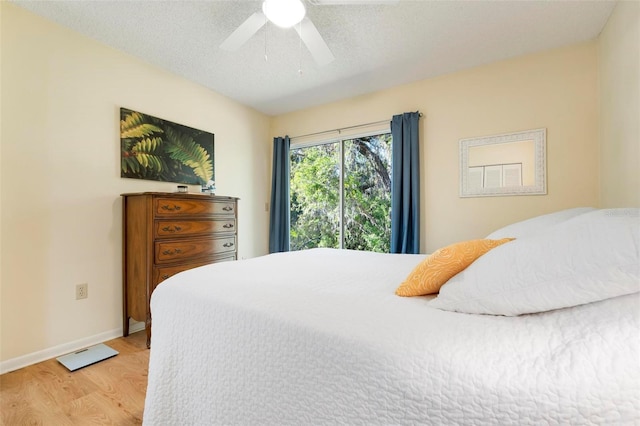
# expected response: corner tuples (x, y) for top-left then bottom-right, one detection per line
(262, 0), (306, 28)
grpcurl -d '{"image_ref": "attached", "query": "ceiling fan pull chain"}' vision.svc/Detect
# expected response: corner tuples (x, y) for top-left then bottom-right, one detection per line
(298, 20), (303, 76)
(264, 14), (268, 62)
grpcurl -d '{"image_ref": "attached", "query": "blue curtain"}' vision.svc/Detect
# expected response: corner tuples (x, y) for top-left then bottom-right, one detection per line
(269, 136), (291, 253)
(390, 112), (420, 254)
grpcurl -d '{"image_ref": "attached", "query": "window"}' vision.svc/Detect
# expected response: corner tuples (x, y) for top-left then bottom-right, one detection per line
(290, 132), (392, 252)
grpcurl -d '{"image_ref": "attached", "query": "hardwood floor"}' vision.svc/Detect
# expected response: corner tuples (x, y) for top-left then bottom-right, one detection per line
(0, 331), (149, 425)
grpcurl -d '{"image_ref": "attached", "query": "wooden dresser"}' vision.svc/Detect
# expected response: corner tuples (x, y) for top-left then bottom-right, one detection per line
(121, 192), (239, 347)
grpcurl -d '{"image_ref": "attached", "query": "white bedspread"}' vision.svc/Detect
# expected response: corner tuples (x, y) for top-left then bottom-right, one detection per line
(143, 248), (640, 425)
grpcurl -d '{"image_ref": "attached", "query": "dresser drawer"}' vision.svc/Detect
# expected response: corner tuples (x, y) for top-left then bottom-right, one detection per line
(155, 219), (236, 238)
(153, 255), (235, 288)
(154, 198), (235, 217)
(155, 236), (236, 264)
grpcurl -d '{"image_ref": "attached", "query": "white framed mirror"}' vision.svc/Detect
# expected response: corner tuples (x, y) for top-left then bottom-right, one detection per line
(460, 128), (546, 197)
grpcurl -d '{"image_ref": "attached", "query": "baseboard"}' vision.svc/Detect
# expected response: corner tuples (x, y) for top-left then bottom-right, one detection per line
(0, 322), (144, 374)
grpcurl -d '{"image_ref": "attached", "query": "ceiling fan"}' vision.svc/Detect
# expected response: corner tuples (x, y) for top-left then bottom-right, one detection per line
(219, 0), (399, 66)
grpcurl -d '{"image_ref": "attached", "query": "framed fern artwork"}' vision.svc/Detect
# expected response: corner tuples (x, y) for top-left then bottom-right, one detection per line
(120, 108), (214, 186)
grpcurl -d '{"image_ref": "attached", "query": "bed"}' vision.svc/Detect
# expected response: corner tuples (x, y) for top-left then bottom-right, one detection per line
(143, 208), (640, 425)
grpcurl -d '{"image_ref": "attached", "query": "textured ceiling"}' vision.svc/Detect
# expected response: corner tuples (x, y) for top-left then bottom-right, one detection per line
(12, 0), (616, 116)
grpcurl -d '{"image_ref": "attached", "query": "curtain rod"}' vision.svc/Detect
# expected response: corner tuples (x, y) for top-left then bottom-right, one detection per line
(289, 112), (422, 140)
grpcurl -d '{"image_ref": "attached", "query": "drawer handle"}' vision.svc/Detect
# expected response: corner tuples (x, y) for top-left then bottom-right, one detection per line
(161, 204), (182, 212)
(162, 249), (183, 256)
(222, 206), (233, 212)
(223, 242), (234, 248)
(223, 223), (234, 229)
(162, 225), (182, 232)
(161, 274), (171, 280)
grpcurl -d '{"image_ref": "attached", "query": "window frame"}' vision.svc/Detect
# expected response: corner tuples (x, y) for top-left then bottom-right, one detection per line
(289, 126), (392, 251)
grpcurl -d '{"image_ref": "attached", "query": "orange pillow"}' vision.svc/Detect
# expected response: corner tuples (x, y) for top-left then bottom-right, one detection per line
(395, 238), (514, 297)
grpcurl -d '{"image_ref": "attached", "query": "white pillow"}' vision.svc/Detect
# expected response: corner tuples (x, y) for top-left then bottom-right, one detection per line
(431, 208), (640, 316)
(486, 207), (596, 239)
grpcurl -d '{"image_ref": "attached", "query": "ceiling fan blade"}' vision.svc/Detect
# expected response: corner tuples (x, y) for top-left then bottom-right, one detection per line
(220, 11), (267, 51)
(309, 0), (399, 4)
(295, 17), (335, 66)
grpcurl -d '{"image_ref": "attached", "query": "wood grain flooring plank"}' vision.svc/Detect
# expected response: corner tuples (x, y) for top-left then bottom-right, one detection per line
(0, 332), (148, 426)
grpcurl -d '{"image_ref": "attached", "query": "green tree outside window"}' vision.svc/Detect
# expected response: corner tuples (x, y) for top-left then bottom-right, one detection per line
(290, 133), (392, 253)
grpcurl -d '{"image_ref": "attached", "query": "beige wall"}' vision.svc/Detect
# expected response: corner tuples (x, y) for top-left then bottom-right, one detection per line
(0, 3), (271, 365)
(598, 1), (640, 207)
(272, 43), (600, 253)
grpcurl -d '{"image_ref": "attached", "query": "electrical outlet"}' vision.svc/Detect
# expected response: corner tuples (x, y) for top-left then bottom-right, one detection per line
(76, 283), (88, 300)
